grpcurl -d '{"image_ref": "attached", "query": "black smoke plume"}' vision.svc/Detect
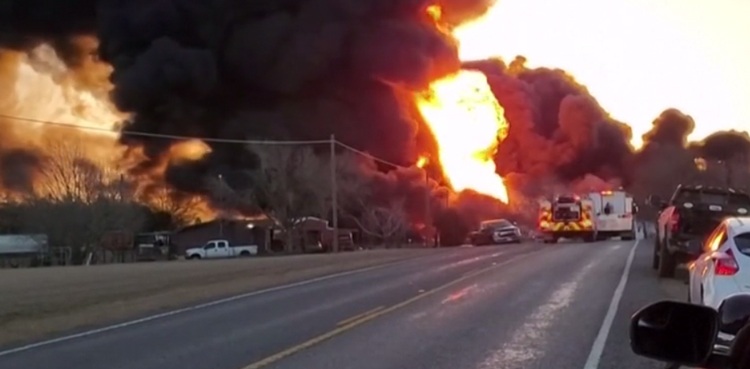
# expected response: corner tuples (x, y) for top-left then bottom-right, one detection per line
(464, 57), (634, 194)
(95, 0), (492, 194)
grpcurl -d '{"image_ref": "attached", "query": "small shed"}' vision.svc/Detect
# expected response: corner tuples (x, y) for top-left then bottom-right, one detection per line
(293, 217), (357, 251)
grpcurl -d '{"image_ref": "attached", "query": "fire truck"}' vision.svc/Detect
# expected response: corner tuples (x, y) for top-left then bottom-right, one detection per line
(538, 194), (596, 243)
(586, 190), (637, 241)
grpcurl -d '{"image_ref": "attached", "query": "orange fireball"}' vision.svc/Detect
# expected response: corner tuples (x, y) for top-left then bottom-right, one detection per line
(415, 70), (509, 203)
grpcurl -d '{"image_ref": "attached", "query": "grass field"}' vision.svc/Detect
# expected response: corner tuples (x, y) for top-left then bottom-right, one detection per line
(0, 248), (439, 346)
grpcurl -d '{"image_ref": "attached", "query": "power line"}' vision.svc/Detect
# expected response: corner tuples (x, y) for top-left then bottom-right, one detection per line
(334, 140), (408, 169)
(0, 114), (331, 145)
(0, 113), (415, 168)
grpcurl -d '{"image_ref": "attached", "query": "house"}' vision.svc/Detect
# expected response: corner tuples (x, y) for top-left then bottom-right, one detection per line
(171, 218), (275, 255)
(291, 217), (357, 251)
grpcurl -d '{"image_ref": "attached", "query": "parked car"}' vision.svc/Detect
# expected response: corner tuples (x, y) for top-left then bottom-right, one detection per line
(185, 239), (258, 259)
(688, 216), (750, 309)
(468, 219), (522, 246)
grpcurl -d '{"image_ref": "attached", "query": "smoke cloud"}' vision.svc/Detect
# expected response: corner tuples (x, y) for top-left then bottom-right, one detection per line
(94, 0), (483, 194)
(464, 57), (634, 194)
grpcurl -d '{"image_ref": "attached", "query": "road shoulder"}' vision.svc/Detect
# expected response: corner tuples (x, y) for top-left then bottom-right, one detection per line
(597, 238), (686, 369)
(0, 248), (440, 348)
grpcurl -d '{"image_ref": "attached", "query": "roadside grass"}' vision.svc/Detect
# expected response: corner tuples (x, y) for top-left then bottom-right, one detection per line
(0, 248), (441, 346)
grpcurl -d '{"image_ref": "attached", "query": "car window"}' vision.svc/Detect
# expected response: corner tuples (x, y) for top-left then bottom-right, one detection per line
(204, 244), (215, 250)
(675, 190), (750, 206)
(734, 233), (750, 256)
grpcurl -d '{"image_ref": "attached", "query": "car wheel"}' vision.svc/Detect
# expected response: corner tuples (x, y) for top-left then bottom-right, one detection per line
(657, 233), (677, 278)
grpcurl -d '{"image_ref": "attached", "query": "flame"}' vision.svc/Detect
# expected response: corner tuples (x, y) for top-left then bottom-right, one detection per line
(416, 155), (429, 168)
(0, 43), (217, 223)
(426, 5), (442, 22)
(415, 5), (509, 203)
(415, 70), (509, 203)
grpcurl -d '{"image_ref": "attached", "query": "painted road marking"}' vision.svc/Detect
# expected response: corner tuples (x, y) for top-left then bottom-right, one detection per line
(336, 306), (385, 327)
(583, 239), (640, 369)
(0, 246), (520, 357)
(0, 253), (438, 357)
(241, 250), (541, 369)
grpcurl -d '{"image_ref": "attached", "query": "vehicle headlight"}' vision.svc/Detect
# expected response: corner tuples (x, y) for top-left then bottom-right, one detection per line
(683, 202), (693, 208)
(739, 208), (748, 214)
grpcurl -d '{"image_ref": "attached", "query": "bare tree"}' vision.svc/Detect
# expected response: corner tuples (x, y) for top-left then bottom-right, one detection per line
(322, 152), (413, 247)
(303, 150), (373, 225)
(349, 199), (408, 248)
(34, 139), (130, 202)
(15, 139), (146, 263)
(210, 144), (330, 252)
(142, 186), (206, 229)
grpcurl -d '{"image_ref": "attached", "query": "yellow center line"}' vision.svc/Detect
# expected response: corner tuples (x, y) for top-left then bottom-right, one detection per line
(240, 250), (540, 369)
(336, 306), (385, 327)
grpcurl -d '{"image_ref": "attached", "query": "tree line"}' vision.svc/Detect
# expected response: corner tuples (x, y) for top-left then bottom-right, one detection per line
(0, 141), (413, 264)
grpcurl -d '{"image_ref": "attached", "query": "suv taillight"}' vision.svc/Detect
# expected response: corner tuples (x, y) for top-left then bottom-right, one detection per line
(715, 249), (740, 276)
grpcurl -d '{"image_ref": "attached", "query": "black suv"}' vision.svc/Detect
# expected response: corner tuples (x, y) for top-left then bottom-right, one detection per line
(468, 219), (522, 246)
(650, 185), (750, 278)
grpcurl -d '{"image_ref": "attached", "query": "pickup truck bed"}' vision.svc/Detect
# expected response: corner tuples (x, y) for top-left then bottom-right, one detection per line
(652, 185), (750, 278)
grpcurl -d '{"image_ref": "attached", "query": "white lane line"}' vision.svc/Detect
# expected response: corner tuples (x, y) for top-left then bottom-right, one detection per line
(480, 261), (595, 368)
(0, 253), (440, 357)
(583, 239), (640, 369)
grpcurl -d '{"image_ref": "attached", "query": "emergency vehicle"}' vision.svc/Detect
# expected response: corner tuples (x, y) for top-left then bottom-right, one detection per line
(586, 190), (637, 240)
(538, 194), (596, 243)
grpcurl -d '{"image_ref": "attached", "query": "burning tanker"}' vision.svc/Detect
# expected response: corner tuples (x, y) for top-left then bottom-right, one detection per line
(0, 0), (747, 233)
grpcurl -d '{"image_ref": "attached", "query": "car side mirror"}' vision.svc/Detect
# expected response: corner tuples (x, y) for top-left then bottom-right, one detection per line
(630, 301), (717, 367)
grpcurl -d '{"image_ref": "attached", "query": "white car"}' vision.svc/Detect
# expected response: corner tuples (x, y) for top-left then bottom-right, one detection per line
(688, 216), (750, 308)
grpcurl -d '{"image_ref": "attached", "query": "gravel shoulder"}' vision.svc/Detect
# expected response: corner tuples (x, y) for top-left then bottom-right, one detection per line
(0, 248), (437, 347)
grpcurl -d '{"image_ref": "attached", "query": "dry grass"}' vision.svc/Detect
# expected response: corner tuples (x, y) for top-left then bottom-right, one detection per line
(0, 248), (436, 346)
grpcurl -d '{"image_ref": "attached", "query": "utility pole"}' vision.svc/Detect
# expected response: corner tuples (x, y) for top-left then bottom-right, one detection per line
(218, 174), (224, 237)
(330, 134), (339, 253)
(425, 171), (431, 247)
(423, 160), (432, 247)
(118, 174), (125, 202)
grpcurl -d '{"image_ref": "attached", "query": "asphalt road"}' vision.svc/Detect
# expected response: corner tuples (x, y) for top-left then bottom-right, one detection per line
(0, 238), (683, 369)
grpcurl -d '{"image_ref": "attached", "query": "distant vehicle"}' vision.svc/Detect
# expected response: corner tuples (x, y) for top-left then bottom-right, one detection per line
(468, 219), (521, 246)
(538, 194), (596, 243)
(185, 239), (259, 259)
(586, 190), (637, 240)
(651, 185), (750, 278)
(688, 217), (750, 309)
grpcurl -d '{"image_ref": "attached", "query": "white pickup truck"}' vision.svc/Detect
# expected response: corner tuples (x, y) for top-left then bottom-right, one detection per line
(185, 239), (258, 260)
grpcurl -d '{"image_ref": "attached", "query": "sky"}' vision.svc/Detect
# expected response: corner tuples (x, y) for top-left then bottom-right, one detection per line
(454, 0), (750, 148)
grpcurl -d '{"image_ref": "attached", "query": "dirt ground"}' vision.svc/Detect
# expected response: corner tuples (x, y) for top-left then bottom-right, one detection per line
(0, 248), (438, 346)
